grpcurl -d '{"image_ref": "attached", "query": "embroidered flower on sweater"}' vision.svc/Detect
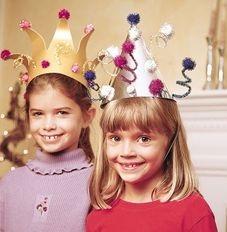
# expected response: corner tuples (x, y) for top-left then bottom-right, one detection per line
(33, 195), (52, 222)
(36, 197), (48, 215)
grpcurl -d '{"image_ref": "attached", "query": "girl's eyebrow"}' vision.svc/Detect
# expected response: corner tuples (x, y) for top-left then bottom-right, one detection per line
(54, 107), (72, 111)
(29, 108), (43, 112)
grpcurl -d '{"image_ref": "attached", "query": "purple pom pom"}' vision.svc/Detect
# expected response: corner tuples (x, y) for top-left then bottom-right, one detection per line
(114, 55), (127, 68)
(58, 9), (70, 20)
(122, 40), (135, 54)
(84, 70), (96, 81)
(149, 79), (164, 96)
(1, 49), (11, 60)
(182, 57), (196, 70)
(127, 13), (140, 25)
(41, 60), (50, 68)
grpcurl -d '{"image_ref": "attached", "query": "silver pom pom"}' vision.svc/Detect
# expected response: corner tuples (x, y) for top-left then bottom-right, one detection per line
(106, 46), (121, 58)
(99, 85), (115, 101)
(144, 58), (157, 72)
(127, 85), (137, 97)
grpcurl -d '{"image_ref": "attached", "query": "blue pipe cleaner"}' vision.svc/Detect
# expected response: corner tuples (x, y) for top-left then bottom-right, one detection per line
(172, 58), (196, 98)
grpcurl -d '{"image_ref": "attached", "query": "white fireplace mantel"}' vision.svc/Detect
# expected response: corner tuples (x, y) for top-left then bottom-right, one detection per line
(178, 89), (227, 232)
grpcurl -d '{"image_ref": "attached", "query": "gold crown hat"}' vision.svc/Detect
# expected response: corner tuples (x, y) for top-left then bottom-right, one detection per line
(97, 13), (196, 106)
(1, 9), (101, 90)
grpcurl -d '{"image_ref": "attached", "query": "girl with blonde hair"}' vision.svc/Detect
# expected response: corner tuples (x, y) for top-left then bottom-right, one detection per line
(86, 13), (217, 231)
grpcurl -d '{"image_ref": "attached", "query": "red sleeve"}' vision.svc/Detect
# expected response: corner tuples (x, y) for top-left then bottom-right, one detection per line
(190, 214), (218, 232)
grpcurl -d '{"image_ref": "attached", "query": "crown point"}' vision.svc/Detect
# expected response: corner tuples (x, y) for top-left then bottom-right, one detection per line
(114, 55), (127, 68)
(182, 57), (196, 71)
(19, 20), (32, 30)
(84, 24), (94, 34)
(1, 49), (11, 60)
(41, 60), (50, 68)
(58, 9), (70, 20)
(122, 40), (135, 54)
(127, 13), (140, 26)
(149, 79), (164, 96)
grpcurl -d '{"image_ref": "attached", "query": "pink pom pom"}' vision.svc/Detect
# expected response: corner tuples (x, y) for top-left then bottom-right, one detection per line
(71, 64), (79, 73)
(41, 60), (50, 68)
(149, 79), (164, 96)
(84, 24), (94, 34)
(122, 40), (135, 53)
(20, 73), (29, 83)
(19, 20), (31, 30)
(114, 55), (127, 68)
(1, 49), (11, 60)
(58, 9), (70, 20)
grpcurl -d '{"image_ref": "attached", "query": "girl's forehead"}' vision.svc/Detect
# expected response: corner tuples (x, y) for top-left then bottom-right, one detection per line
(29, 86), (77, 109)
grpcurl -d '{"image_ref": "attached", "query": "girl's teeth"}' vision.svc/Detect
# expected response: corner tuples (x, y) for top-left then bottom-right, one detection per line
(123, 164), (138, 169)
(44, 135), (58, 141)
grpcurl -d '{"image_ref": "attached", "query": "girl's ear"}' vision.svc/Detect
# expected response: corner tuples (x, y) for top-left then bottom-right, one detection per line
(82, 106), (96, 128)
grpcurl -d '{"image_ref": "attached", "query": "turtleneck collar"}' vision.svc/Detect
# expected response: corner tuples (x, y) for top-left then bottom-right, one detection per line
(26, 148), (92, 175)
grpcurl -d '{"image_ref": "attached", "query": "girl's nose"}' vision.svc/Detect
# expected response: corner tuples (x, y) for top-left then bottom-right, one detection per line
(43, 116), (57, 131)
(120, 141), (136, 158)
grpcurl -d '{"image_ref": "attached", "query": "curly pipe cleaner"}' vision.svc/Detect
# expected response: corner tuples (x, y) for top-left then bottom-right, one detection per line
(172, 57), (196, 99)
(119, 65), (137, 84)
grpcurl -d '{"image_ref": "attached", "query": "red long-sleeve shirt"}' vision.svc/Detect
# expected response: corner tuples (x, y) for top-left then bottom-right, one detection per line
(86, 192), (217, 232)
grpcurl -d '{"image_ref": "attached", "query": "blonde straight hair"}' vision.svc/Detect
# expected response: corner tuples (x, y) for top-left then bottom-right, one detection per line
(89, 97), (198, 209)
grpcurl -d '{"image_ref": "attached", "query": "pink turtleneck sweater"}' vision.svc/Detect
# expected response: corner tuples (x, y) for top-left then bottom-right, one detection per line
(0, 148), (92, 232)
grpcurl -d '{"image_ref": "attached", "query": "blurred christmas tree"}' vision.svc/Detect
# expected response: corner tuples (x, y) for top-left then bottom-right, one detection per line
(0, 80), (32, 168)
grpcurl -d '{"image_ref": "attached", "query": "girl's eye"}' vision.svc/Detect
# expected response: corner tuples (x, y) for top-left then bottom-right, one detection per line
(107, 135), (121, 142)
(57, 111), (69, 115)
(138, 136), (151, 144)
(32, 112), (42, 117)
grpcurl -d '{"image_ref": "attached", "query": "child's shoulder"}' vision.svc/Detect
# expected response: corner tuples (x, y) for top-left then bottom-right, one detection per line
(0, 166), (28, 186)
(183, 192), (213, 212)
(178, 192), (215, 222)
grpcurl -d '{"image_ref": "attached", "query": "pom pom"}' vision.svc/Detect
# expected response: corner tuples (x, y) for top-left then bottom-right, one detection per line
(149, 79), (164, 96)
(114, 55), (127, 68)
(41, 60), (50, 68)
(127, 85), (137, 97)
(182, 57), (196, 70)
(99, 85), (115, 101)
(106, 46), (121, 58)
(19, 20), (31, 30)
(127, 13), (140, 25)
(144, 59), (157, 73)
(71, 64), (79, 73)
(84, 24), (94, 34)
(20, 72), (29, 83)
(122, 40), (135, 53)
(159, 23), (174, 39)
(1, 49), (11, 60)
(84, 70), (96, 81)
(58, 9), (70, 20)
